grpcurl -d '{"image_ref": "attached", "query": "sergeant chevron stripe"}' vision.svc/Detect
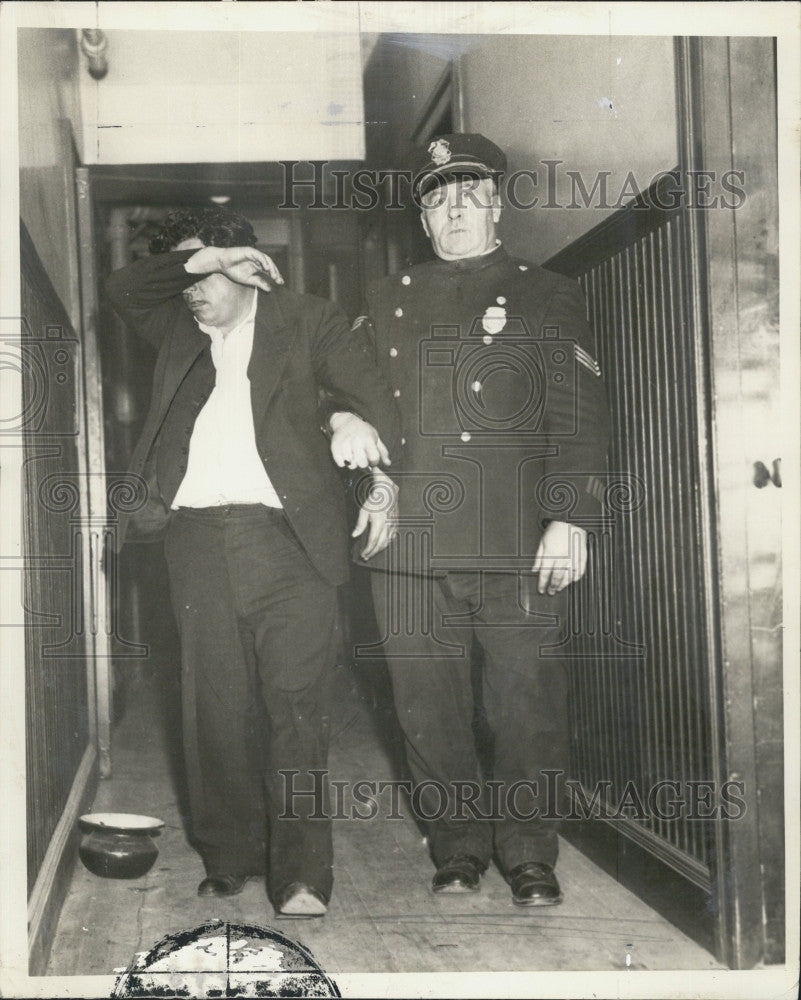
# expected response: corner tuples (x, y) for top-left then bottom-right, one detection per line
(575, 344), (602, 377)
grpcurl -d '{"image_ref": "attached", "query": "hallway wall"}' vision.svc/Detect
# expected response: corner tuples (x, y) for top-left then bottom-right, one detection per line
(460, 34), (677, 261)
(363, 33), (677, 265)
(76, 28), (365, 165)
(17, 28), (83, 326)
(16, 29), (99, 973)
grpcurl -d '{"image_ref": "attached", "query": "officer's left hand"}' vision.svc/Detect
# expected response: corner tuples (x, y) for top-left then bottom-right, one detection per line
(330, 412), (391, 469)
(532, 521), (588, 595)
(353, 470), (398, 559)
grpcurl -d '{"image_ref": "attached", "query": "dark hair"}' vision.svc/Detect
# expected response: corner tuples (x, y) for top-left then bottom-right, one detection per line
(149, 207), (257, 254)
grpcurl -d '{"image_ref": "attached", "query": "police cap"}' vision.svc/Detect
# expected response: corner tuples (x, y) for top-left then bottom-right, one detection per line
(413, 132), (507, 200)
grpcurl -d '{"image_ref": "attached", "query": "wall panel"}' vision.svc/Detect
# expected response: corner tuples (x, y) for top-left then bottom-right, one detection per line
(20, 222), (93, 898)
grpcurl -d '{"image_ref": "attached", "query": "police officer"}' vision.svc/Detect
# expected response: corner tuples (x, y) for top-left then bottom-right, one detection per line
(332, 133), (610, 906)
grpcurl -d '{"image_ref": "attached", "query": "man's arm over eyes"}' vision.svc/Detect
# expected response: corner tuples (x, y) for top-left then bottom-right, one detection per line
(105, 249), (209, 350)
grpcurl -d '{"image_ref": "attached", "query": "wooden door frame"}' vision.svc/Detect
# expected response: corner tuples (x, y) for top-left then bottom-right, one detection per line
(75, 167), (114, 779)
(674, 35), (783, 969)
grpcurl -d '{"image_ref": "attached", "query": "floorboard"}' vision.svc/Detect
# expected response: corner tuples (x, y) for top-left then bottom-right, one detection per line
(46, 664), (722, 976)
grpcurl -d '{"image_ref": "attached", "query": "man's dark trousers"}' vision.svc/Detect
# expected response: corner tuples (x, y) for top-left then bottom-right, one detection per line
(164, 503), (338, 902)
(371, 567), (569, 875)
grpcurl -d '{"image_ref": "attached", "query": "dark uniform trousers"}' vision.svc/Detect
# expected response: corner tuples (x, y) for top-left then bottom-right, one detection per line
(164, 503), (338, 901)
(371, 565), (568, 874)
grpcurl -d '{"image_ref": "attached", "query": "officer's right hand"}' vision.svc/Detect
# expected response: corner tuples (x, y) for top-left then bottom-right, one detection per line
(330, 412), (391, 469)
(532, 520), (588, 595)
(185, 246), (284, 291)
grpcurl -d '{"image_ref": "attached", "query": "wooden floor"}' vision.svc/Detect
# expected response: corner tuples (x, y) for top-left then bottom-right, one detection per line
(47, 663), (723, 977)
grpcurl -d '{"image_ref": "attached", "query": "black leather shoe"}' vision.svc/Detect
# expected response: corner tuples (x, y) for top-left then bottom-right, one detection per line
(509, 862), (563, 906)
(431, 854), (486, 893)
(197, 874), (251, 897)
(275, 882), (328, 918)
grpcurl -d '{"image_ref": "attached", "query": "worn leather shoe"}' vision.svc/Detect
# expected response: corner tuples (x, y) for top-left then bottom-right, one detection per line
(275, 882), (328, 918)
(431, 854), (486, 893)
(197, 874), (251, 897)
(509, 862), (563, 906)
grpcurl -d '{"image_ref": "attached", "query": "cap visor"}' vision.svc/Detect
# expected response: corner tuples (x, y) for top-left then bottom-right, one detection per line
(414, 162), (498, 199)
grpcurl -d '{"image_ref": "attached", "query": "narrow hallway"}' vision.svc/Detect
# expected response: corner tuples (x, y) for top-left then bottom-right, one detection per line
(47, 659), (723, 976)
(5, 11), (794, 995)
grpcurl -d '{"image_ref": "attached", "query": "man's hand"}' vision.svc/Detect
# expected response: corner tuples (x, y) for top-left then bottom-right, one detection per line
(185, 246), (284, 292)
(353, 469), (398, 560)
(532, 520), (588, 595)
(330, 412), (391, 469)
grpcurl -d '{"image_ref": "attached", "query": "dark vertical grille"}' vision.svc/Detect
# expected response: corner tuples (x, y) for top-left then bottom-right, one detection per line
(21, 223), (90, 897)
(546, 183), (716, 889)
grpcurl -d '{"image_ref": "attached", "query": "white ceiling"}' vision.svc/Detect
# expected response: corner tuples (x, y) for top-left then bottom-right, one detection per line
(77, 29), (366, 165)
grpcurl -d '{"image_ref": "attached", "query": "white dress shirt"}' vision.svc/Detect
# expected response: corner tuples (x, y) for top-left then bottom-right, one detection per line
(171, 290), (283, 509)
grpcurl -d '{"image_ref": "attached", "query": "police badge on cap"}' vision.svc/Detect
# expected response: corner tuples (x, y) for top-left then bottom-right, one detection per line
(428, 138), (452, 166)
(413, 132), (507, 200)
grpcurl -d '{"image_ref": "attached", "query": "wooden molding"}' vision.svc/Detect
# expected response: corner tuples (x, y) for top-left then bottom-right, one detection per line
(28, 743), (98, 976)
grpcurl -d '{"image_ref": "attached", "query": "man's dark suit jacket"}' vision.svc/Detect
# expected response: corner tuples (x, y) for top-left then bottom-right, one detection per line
(106, 249), (401, 586)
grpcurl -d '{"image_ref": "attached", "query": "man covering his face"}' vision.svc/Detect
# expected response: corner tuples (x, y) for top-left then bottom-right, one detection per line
(106, 206), (400, 918)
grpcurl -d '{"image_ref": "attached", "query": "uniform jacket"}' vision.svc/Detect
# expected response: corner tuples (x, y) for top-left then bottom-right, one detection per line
(356, 244), (610, 574)
(106, 249), (401, 586)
